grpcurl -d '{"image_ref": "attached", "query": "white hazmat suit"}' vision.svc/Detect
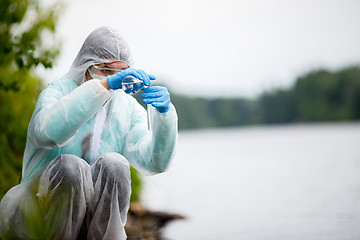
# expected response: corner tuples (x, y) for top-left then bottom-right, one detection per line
(0, 26), (178, 240)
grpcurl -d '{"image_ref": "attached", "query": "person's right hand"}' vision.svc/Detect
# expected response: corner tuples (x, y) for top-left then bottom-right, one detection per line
(106, 68), (155, 90)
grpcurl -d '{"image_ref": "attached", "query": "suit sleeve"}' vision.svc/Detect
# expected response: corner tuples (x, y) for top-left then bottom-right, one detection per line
(28, 80), (113, 149)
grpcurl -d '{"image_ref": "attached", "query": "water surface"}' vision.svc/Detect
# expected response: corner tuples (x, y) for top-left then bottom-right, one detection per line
(142, 123), (360, 240)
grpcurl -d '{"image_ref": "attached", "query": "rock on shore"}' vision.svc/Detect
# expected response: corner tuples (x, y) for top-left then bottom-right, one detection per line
(125, 202), (185, 240)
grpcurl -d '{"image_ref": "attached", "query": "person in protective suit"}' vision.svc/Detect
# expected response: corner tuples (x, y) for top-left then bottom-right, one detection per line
(0, 26), (178, 240)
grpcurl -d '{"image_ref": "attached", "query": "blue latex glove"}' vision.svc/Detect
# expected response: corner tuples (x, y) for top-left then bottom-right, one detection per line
(106, 68), (155, 90)
(142, 86), (171, 113)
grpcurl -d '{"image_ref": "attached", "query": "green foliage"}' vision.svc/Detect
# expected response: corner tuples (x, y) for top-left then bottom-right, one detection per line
(0, 70), (43, 199)
(0, 0), (62, 73)
(0, 0), (61, 199)
(130, 166), (142, 202)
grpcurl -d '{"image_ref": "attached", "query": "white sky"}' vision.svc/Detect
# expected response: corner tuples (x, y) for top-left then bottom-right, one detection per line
(39, 0), (360, 98)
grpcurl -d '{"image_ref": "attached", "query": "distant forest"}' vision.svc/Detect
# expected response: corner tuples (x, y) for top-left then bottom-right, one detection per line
(139, 65), (360, 130)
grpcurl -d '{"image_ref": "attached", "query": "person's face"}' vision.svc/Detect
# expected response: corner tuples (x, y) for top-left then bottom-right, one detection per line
(85, 61), (129, 80)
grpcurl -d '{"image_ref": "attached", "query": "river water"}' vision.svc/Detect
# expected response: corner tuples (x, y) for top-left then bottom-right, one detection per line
(142, 123), (360, 240)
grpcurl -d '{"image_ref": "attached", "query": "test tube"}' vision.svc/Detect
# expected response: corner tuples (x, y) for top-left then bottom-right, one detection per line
(147, 104), (152, 131)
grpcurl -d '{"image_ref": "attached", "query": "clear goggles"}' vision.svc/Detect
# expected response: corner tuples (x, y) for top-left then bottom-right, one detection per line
(88, 65), (126, 79)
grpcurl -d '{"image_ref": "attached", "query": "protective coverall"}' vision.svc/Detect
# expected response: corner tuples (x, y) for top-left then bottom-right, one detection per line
(0, 26), (178, 240)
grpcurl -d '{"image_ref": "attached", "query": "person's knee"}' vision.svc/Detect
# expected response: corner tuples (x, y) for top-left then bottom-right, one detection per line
(93, 153), (131, 212)
(94, 152), (130, 180)
(49, 154), (90, 187)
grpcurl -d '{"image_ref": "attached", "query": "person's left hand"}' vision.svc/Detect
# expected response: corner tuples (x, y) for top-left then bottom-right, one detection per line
(141, 86), (171, 113)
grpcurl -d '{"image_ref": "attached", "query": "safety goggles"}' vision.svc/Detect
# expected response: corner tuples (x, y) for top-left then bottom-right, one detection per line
(88, 65), (126, 79)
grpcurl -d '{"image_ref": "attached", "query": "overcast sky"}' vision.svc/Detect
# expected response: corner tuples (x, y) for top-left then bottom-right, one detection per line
(40, 0), (360, 98)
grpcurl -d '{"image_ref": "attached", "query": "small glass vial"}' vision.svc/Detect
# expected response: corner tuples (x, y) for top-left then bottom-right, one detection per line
(122, 76), (144, 95)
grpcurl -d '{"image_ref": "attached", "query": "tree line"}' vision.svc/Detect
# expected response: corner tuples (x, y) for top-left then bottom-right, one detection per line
(167, 65), (360, 129)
